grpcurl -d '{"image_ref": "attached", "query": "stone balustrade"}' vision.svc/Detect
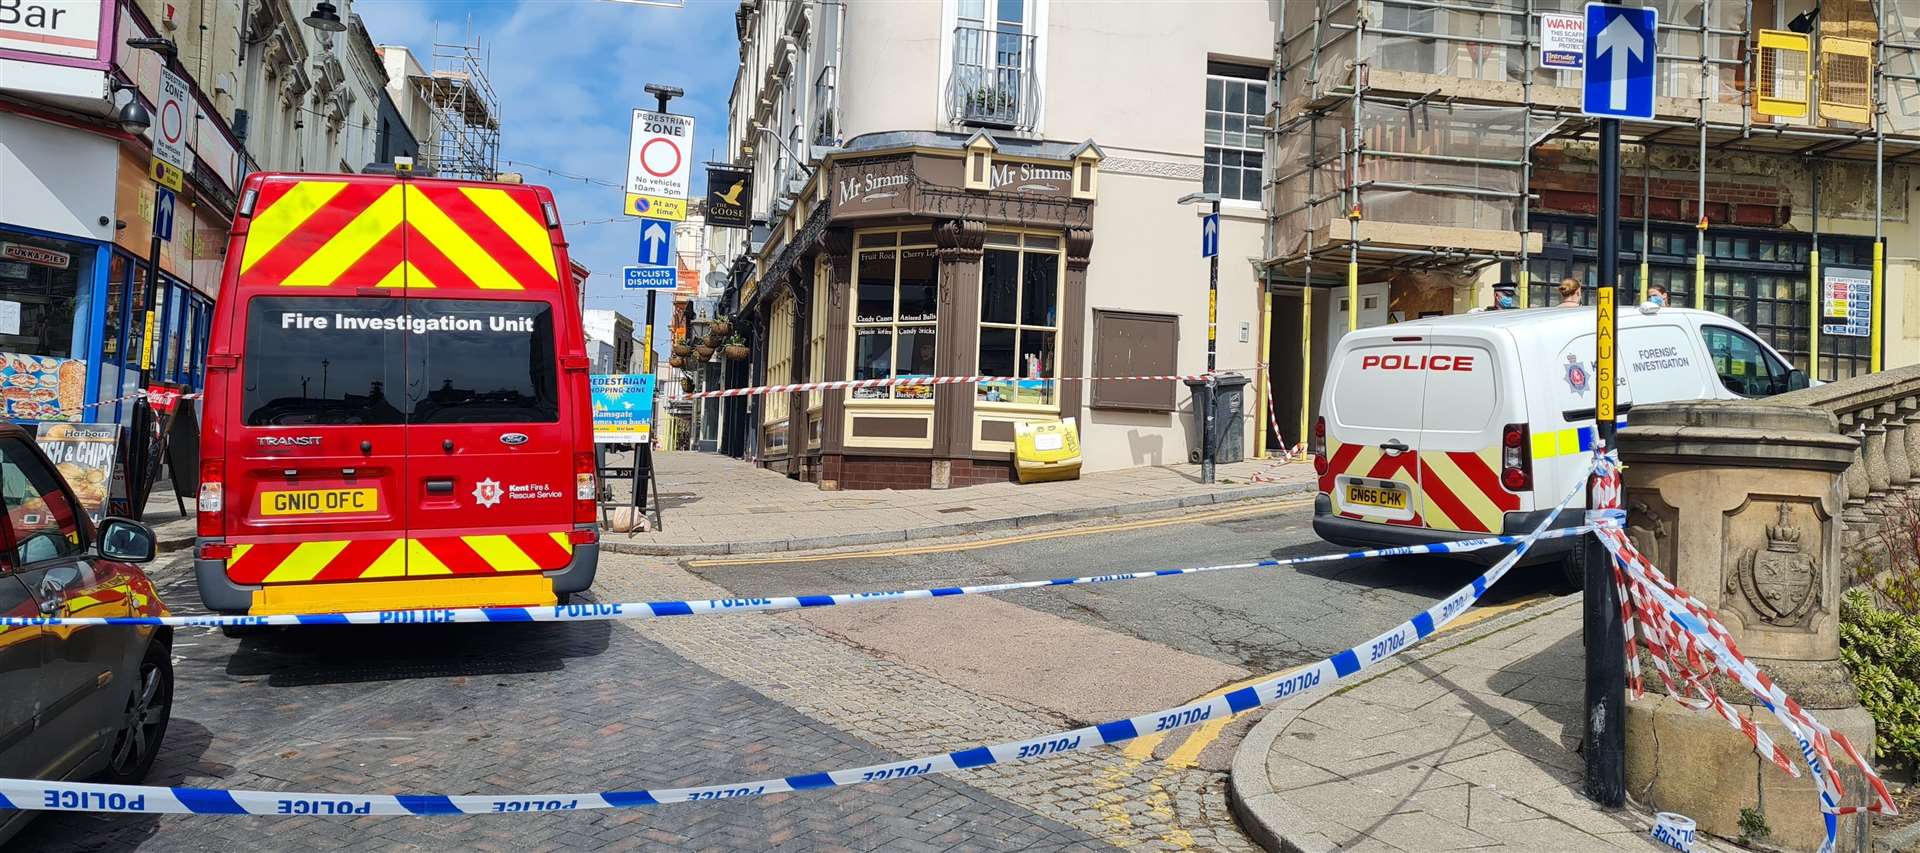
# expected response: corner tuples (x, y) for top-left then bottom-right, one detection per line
(1774, 363), (1920, 550)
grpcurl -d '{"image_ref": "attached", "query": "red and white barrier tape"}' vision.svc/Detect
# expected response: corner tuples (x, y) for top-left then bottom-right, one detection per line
(1590, 453), (1897, 852)
(686, 371), (1248, 401)
(34, 388), (202, 418)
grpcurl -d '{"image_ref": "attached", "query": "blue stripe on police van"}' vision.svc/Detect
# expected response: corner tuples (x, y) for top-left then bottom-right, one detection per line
(784, 773), (835, 790)
(602, 790), (658, 807)
(931, 588), (964, 596)
(797, 595), (834, 608)
(950, 747), (996, 769)
(648, 601), (693, 616)
(174, 787), (246, 814)
(397, 795), (460, 815)
(1411, 612), (1436, 638)
(1225, 687), (1260, 713)
(1096, 720), (1139, 743)
(1331, 650), (1361, 677)
(296, 614), (350, 625)
(482, 608), (533, 623)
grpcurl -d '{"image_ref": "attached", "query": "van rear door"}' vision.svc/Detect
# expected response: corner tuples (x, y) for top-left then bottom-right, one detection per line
(1411, 333), (1519, 533)
(397, 182), (575, 579)
(223, 176), (414, 586)
(1321, 336), (1427, 527)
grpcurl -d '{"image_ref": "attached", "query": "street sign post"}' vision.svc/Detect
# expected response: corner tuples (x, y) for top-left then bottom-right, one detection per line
(152, 188), (176, 242)
(623, 266), (675, 290)
(1200, 212), (1220, 258)
(1580, 0), (1642, 813)
(1581, 3), (1656, 120)
(637, 218), (675, 266)
(624, 108), (694, 222)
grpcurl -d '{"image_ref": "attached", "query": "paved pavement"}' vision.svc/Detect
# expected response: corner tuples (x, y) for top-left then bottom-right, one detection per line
(1229, 595), (1735, 853)
(600, 450), (1314, 555)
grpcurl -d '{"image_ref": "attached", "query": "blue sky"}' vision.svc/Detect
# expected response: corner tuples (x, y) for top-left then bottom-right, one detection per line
(355, 0), (737, 336)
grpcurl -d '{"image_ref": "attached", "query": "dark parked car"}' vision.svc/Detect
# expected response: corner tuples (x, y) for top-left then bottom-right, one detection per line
(0, 423), (172, 844)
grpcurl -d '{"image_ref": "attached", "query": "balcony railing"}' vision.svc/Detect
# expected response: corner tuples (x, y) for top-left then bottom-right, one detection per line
(947, 25), (1037, 131)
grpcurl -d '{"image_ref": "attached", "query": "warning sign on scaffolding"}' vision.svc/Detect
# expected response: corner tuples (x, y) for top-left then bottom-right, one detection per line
(1821, 267), (1872, 337)
(1540, 13), (1585, 69)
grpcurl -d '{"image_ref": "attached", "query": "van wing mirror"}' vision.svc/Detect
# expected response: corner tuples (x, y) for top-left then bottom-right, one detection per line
(1786, 369), (1810, 392)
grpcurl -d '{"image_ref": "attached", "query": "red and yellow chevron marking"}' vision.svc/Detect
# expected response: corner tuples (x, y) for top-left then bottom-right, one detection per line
(238, 179), (560, 291)
(225, 531), (574, 585)
(1418, 448), (1520, 534)
(1319, 436), (1425, 528)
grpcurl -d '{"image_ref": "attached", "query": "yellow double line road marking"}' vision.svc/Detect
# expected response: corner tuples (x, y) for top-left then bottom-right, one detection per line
(687, 496), (1314, 567)
(1126, 590), (1552, 765)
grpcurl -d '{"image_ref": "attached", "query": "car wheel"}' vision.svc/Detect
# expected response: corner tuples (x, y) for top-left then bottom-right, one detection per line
(1552, 551), (1585, 595)
(99, 640), (173, 785)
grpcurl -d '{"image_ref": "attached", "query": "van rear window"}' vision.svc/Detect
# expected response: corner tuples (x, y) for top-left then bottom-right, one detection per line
(243, 297), (559, 426)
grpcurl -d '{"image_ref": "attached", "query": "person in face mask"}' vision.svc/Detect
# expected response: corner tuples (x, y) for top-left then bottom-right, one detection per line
(1646, 283), (1669, 307)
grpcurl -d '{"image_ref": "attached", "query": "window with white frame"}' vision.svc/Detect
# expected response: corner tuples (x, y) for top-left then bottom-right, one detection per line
(808, 258), (829, 412)
(1205, 63), (1267, 204)
(976, 232), (1060, 405)
(851, 229), (939, 400)
(765, 290), (795, 426)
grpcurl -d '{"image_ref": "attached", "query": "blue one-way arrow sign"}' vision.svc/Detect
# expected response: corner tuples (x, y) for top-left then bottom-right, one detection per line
(153, 187), (176, 242)
(1582, 3), (1656, 120)
(1200, 212), (1220, 258)
(637, 217), (675, 266)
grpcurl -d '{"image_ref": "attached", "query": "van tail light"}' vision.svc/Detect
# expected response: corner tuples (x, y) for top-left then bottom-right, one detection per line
(197, 459), (224, 537)
(1500, 423), (1533, 492)
(569, 528), (599, 546)
(1311, 416), (1328, 476)
(574, 452), (598, 522)
(197, 542), (233, 561)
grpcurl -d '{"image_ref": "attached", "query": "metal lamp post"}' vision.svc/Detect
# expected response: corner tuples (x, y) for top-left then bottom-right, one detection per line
(1178, 191), (1222, 485)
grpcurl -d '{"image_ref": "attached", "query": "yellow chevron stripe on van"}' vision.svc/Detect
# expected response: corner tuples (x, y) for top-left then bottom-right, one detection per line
(460, 187), (559, 279)
(462, 535), (539, 573)
(281, 186), (404, 287)
(404, 539), (451, 576)
(549, 531), (574, 553)
(374, 261), (437, 289)
(1420, 450), (1505, 533)
(241, 181), (349, 273)
(404, 186), (524, 290)
(271, 540), (352, 583)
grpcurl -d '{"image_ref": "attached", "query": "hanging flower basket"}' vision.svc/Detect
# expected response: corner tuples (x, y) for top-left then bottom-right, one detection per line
(668, 355), (687, 369)
(703, 332), (725, 348)
(722, 345), (750, 361)
(710, 319), (733, 336)
(672, 343), (693, 357)
(680, 377), (696, 394)
(693, 345), (716, 360)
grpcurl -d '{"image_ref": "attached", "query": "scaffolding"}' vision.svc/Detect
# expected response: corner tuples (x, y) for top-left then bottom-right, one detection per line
(1262, 0), (1920, 445)
(414, 36), (501, 181)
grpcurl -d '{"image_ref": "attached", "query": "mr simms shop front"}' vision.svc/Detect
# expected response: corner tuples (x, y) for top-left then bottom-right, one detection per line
(738, 131), (1103, 490)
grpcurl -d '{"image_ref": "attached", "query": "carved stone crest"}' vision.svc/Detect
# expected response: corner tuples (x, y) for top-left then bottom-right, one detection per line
(1735, 503), (1819, 628)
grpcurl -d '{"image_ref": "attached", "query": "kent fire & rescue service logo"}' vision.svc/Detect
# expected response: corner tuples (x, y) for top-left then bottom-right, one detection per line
(473, 478), (503, 508)
(1564, 354), (1591, 395)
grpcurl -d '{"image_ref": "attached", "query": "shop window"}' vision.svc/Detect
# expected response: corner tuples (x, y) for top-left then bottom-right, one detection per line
(765, 290), (794, 426)
(1205, 63), (1267, 204)
(0, 233), (95, 423)
(1090, 310), (1178, 412)
(851, 231), (938, 401)
(977, 233), (1060, 405)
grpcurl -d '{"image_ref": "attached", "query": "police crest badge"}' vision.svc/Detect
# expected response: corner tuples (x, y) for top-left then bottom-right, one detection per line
(1564, 354), (1590, 395)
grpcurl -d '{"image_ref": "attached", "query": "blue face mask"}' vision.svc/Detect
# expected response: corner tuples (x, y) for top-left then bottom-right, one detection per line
(1649, 293), (1666, 307)
(1496, 294), (1516, 309)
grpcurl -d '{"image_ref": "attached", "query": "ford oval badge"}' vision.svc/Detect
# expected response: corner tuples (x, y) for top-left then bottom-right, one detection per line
(500, 432), (529, 446)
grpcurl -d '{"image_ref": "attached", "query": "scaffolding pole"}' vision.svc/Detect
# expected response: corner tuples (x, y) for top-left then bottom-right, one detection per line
(1811, 163), (1822, 379)
(1874, 0), (1889, 373)
(1518, 0), (1533, 310)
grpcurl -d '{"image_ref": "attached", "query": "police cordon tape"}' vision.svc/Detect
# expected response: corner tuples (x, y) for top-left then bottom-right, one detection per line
(0, 463), (1592, 816)
(0, 527), (1593, 629)
(682, 369), (1254, 400)
(1588, 453), (1899, 853)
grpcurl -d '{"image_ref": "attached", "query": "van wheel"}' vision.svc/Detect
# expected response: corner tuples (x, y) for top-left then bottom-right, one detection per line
(1553, 551), (1586, 595)
(99, 640), (174, 785)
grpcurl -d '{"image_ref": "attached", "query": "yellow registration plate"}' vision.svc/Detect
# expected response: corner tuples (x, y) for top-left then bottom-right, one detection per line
(1345, 484), (1408, 510)
(260, 488), (379, 516)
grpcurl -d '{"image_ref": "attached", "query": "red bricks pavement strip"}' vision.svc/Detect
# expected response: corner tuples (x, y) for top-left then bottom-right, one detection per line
(7, 554), (1123, 852)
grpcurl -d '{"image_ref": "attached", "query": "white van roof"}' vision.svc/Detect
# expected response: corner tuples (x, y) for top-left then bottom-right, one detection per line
(1359, 305), (1712, 337)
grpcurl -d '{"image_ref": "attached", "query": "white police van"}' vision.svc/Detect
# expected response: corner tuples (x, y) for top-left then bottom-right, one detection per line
(1309, 305), (1806, 586)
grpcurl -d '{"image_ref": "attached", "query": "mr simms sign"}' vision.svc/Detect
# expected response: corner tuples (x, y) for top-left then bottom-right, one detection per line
(829, 154), (1079, 218)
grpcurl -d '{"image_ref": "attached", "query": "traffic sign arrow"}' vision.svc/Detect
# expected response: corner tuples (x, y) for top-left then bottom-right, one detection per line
(636, 217), (675, 266)
(1594, 14), (1645, 111)
(1201, 212), (1220, 258)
